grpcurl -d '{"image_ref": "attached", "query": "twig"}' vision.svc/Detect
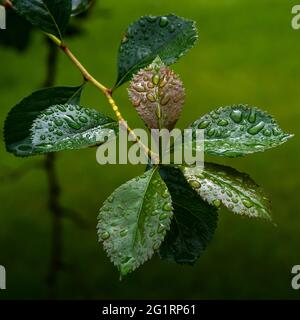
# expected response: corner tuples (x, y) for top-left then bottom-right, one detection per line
(47, 34), (159, 164)
(42, 40), (63, 299)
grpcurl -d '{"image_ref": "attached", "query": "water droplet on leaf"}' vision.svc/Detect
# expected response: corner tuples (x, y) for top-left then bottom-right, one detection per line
(100, 231), (110, 240)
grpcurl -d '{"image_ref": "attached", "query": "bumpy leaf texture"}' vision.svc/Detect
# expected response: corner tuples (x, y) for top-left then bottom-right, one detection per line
(13, 0), (72, 39)
(159, 165), (218, 265)
(181, 163), (272, 220)
(116, 14), (198, 88)
(190, 104), (293, 157)
(128, 57), (185, 130)
(30, 104), (118, 154)
(97, 167), (173, 276)
(3, 86), (116, 156)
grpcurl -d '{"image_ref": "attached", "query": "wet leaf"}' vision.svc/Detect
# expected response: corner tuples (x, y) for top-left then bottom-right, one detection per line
(181, 163), (272, 220)
(13, 0), (72, 39)
(190, 105), (293, 157)
(98, 167), (173, 276)
(159, 165), (218, 265)
(4, 86), (83, 156)
(30, 104), (118, 154)
(115, 14), (198, 88)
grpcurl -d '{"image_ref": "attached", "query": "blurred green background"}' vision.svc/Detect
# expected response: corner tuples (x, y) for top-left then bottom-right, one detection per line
(0, 0), (300, 299)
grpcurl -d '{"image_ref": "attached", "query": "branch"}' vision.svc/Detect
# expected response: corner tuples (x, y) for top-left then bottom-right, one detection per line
(46, 34), (159, 164)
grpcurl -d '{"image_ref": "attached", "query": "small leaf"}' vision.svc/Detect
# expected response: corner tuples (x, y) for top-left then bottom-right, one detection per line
(128, 57), (185, 130)
(4, 85), (83, 156)
(181, 163), (272, 220)
(115, 14), (198, 88)
(159, 165), (218, 265)
(97, 167), (173, 276)
(13, 0), (72, 39)
(190, 104), (293, 157)
(71, 0), (92, 16)
(30, 104), (118, 154)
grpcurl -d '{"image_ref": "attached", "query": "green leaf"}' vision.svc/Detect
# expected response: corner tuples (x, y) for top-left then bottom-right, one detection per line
(181, 163), (272, 220)
(71, 0), (92, 16)
(128, 57), (185, 130)
(97, 167), (173, 277)
(13, 0), (72, 39)
(190, 104), (293, 157)
(30, 104), (118, 154)
(4, 86), (83, 156)
(115, 14), (198, 88)
(159, 165), (218, 265)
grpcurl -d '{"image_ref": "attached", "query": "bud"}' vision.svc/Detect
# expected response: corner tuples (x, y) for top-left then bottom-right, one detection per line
(128, 57), (185, 130)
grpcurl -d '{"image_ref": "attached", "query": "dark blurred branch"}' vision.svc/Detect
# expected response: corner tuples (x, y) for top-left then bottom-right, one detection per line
(42, 40), (63, 299)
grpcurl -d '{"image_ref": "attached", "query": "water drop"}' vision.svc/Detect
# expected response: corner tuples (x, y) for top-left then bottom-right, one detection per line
(247, 121), (265, 135)
(151, 210), (159, 216)
(217, 119), (229, 126)
(153, 242), (160, 250)
(198, 120), (210, 129)
(163, 202), (172, 211)
(160, 94), (170, 106)
(100, 231), (110, 240)
(248, 109), (256, 123)
(159, 16), (169, 27)
(242, 199), (253, 208)
(146, 16), (157, 23)
(40, 135), (46, 140)
(147, 82), (154, 89)
(120, 229), (128, 237)
(152, 74), (160, 85)
(168, 24), (175, 33)
(263, 129), (271, 136)
(272, 127), (281, 136)
(64, 116), (82, 130)
(226, 190), (232, 197)
(212, 199), (221, 208)
(147, 93), (156, 102)
(54, 118), (63, 126)
(162, 190), (169, 198)
(139, 19), (146, 27)
(55, 130), (63, 136)
(230, 109), (242, 123)
(57, 105), (66, 112)
(158, 224), (165, 233)
(79, 116), (88, 123)
(159, 77), (167, 88)
(18, 144), (32, 151)
(207, 128), (215, 137)
(189, 179), (201, 189)
(159, 213), (169, 220)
